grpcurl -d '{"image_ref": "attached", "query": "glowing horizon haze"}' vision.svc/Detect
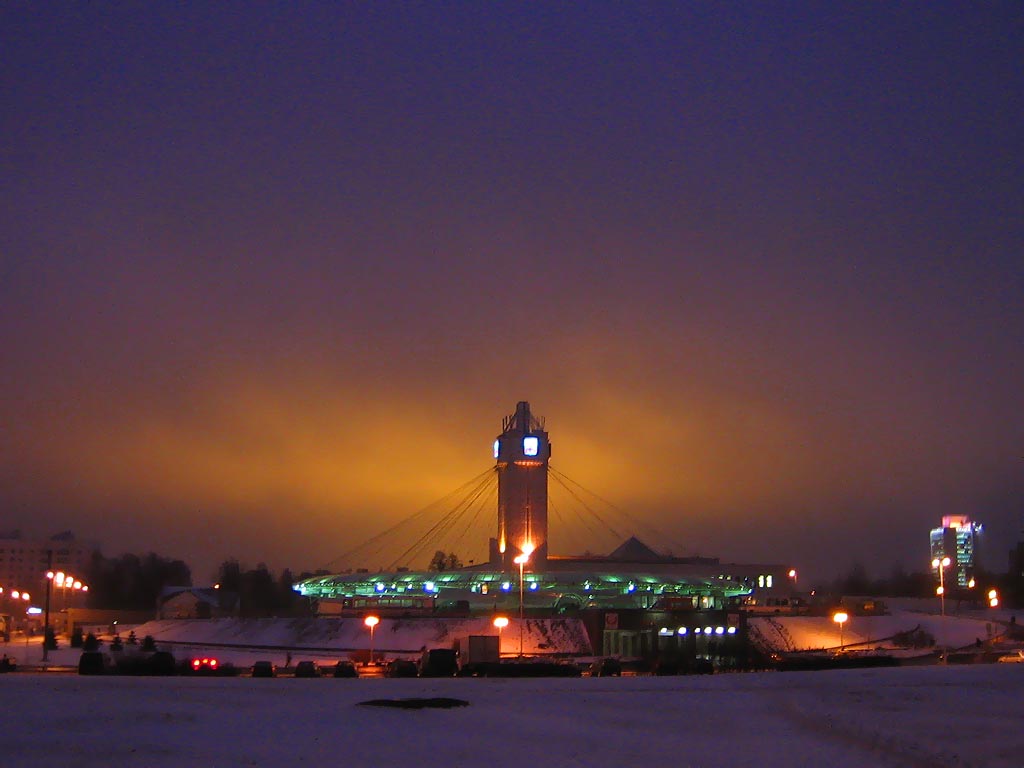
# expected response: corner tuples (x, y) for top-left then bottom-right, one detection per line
(2, 4), (1021, 583)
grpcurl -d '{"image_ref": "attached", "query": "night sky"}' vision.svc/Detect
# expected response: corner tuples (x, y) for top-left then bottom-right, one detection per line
(3, 3), (1022, 584)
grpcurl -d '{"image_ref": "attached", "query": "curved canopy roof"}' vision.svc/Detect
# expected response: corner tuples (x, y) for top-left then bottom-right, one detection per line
(295, 568), (751, 610)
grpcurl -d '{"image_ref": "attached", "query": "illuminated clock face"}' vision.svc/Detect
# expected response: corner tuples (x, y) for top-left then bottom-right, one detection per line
(493, 439), (500, 459)
(523, 436), (540, 456)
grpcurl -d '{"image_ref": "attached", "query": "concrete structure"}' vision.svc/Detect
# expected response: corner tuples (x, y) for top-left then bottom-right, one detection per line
(929, 515), (982, 589)
(490, 401), (551, 567)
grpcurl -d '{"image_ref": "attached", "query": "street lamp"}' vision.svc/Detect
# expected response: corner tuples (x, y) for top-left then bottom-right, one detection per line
(363, 615), (380, 665)
(932, 557), (951, 617)
(493, 616), (509, 657)
(833, 611), (848, 652)
(513, 543), (534, 657)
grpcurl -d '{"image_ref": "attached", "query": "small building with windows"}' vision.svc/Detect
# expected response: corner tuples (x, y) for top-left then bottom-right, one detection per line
(158, 587), (239, 620)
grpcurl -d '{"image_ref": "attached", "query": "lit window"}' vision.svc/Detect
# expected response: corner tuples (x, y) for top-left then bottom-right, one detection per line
(523, 436), (540, 456)
(727, 627), (737, 635)
(677, 627), (687, 635)
(715, 626), (725, 635)
(766, 575), (773, 588)
(757, 575), (765, 588)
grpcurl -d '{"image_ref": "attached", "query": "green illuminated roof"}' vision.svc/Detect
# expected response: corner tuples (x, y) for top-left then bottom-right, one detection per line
(295, 568), (750, 611)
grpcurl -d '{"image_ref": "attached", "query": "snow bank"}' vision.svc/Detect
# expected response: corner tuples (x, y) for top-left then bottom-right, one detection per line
(751, 610), (1003, 653)
(126, 616), (592, 664)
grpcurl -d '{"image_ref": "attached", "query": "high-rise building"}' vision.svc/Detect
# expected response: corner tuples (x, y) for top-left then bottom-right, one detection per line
(929, 515), (982, 589)
(490, 401), (551, 568)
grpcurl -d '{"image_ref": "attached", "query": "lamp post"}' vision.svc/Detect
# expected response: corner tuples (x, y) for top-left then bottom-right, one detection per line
(363, 615), (380, 665)
(932, 557), (951, 617)
(513, 544), (533, 657)
(493, 616), (509, 657)
(42, 550), (53, 662)
(932, 556), (951, 664)
(833, 611), (848, 652)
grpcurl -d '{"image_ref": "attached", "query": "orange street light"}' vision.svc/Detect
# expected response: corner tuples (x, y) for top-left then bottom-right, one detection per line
(931, 557), (951, 617)
(493, 616), (509, 655)
(833, 611), (849, 651)
(364, 615), (380, 665)
(514, 548), (532, 657)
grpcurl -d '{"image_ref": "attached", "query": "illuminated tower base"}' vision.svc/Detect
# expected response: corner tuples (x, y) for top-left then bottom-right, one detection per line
(489, 401), (550, 568)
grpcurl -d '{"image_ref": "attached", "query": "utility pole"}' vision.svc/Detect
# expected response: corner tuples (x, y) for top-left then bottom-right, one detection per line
(42, 549), (53, 663)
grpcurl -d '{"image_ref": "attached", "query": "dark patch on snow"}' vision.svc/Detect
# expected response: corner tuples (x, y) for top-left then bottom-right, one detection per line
(357, 697), (470, 709)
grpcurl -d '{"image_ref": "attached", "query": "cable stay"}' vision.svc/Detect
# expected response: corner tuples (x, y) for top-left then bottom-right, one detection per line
(547, 468), (624, 543)
(548, 464), (688, 555)
(548, 495), (607, 555)
(448, 475), (498, 554)
(318, 467), (495, 572)
(388, 471), (496, 570)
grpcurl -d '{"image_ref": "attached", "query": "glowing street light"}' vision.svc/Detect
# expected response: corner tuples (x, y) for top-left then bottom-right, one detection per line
(363, 615), (380, 665)
(988, 589), (999, 608)
(514, 543), (534, 657)
(788, 569), (797, 584)
(493, 616), (509, 656)
(932, 557), (951, 617)
(833, 611), (848, 652)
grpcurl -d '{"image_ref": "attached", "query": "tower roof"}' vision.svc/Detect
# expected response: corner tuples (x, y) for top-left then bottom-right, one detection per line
(608, 536), (662, 562)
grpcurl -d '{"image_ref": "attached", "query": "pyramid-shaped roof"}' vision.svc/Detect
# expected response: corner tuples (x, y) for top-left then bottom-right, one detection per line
(608, 535), (663, 562)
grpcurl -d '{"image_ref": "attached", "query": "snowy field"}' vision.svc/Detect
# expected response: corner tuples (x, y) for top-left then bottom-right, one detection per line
(3, 665), (1023, 768)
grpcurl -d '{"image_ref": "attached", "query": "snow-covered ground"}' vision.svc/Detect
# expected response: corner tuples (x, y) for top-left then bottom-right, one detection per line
(750, 609), (1011, 654)
(2, 663), (1022, 767)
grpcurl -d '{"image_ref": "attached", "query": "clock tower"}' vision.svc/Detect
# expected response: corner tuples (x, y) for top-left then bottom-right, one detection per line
(490, 401), (550, 568)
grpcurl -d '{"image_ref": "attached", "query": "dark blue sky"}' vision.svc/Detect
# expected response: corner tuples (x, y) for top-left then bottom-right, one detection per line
(2, 3), (1022, 582)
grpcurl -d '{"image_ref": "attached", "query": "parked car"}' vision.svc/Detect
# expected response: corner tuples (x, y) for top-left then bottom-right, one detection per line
(332, 661), (358, 678)
(997, 650), (1024, 663)
(251, 660), (277, 678)
(294, 660), (320, 678)
(189, 657), (220, 675)
(419, 648), (458, 677)
(385, 659), (419, 678)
